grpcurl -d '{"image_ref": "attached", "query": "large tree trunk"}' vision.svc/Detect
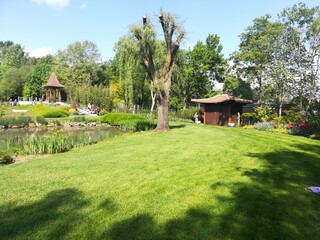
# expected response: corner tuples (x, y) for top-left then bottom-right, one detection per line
(183, 93), (187, 110)
(156, 94), (170, 131)
(155, 75), (171, 131)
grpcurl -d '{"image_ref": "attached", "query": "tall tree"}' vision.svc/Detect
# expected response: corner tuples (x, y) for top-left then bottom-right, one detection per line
(131, 10), (185, 131)
(279, 3), (320, 111)
(234, 15), (275, 104)
(0, 66), (31, 100)
(23, 55), (55, 98)
(55, 40), (102, 86)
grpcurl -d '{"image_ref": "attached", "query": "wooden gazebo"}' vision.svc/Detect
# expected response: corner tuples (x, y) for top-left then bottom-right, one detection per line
(44, 73), (64, 102)
(192, 94), (252, 126)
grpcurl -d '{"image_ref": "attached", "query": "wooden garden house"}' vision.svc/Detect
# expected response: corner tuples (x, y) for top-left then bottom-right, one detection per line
(192, 94), (252, 126)
(45, 73), (64, 102)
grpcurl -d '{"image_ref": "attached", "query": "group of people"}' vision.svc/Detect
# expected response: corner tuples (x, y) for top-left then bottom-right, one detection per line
(8, 99), (17, 107)
(87, 102), (100, 115)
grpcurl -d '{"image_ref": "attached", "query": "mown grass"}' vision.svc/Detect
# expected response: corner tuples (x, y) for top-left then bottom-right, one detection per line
(0, 123), (320, 239)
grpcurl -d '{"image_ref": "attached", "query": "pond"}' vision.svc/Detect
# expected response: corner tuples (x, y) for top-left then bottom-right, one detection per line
(0, 126), (125, 152)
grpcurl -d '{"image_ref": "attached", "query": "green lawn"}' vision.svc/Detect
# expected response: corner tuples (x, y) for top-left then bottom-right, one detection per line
(1, 123), (320, 239)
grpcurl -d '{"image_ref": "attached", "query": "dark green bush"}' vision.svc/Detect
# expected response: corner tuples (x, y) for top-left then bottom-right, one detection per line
(119, 119), (156, 131)
(307, 115), (320, 135)
(310, 133), (320, 140)
(0, 152), (14, 164)
(100, 113), (145, 125)
(36, 116), (48, 125)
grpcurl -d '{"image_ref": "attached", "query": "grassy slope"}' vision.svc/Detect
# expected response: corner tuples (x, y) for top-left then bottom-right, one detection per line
(0, 123), (320, 240)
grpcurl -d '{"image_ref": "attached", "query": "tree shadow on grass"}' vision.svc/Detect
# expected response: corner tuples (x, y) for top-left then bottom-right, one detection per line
(101, 142), (320, 240)
(214, 142), (320, 239)
(0, 188), (91, 239)
(102, 208), (218, 240)
(169, 124), (186, 129)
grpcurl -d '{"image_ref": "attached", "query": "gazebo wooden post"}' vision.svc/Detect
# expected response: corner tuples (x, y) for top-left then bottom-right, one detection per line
(228, 104), (232, 123)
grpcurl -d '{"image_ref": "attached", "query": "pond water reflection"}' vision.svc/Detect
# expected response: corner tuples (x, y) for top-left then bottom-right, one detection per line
(0, 126), (125, 151)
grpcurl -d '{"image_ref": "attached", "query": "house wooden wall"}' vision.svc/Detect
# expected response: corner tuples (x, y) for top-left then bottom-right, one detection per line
(204, 101), (244, 126)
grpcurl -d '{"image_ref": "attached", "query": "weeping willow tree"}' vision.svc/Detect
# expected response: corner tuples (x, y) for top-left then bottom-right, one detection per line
(113, 37), (139, 111)
(131, 10), (185, 131)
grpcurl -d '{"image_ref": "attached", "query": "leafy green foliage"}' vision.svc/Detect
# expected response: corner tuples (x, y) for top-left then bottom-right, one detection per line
(65, 84), (113, 112)
(55, 40), (103, 86)
(0, 151), (14, 164)
(0, 66), (31, 100)
(284, 107), (304, 123)
(0, 116), (33, 128)
(254, 122), (273, 131)
(23, 55), (54, 98)
(175, 108), (199, 120)
(30, 104), (69, 118)
(118, 119), (156, 131)
(36, 116), (48, 125)
(0, 105), (4, 117)
(99, 113), (145, 125)
(223, 77), (253, 99)
(255, 105), (272, 122)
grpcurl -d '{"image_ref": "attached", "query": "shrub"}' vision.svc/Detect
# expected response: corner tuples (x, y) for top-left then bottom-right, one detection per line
(307, 115), (320, 135)
(68, 108), (77, 114)
(31, 104), (70, 118)
(254, 122), (273, 131)
(310, 133), (320, 140)
(36, 116), (48, 125)
(119, 119), (156, 131)
(241, 112), (259, 125)
(73, 116), (86, 122)
(100, 113), (145, 125)
(255, 105), (272, 122)
(175, 108), (199, 120)
(287, 127), (308, 137)
(284, 107), (304, 123)
(242, 125), (254, 129)
(0, 116), (33, 128)
(0, 151), (14, 164)
(58, 105), (69, 112)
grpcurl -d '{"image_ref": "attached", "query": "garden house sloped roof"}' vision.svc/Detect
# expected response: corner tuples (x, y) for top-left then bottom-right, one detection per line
(191, 94), (252, 104)
(45, 73), (64, 88)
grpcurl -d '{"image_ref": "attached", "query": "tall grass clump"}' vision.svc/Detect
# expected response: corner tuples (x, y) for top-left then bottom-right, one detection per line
(23, 134), (69, 155)
(31, 104), (69, 118)
(22, 132), (101, 155)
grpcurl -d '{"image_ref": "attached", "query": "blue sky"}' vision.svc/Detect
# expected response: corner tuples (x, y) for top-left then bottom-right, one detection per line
(0, 0), (319, 60)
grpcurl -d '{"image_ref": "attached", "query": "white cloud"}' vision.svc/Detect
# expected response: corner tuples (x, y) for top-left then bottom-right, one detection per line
(26, 47), (52, 58)
(31, 0), (70, 8)
(80, 2), (87, 9)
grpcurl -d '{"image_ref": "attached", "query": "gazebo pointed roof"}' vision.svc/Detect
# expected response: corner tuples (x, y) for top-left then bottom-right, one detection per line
(45, 73), (64, 88)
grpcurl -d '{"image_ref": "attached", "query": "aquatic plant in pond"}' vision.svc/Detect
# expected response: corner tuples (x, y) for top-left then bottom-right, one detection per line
(0, 126), (125, 154)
